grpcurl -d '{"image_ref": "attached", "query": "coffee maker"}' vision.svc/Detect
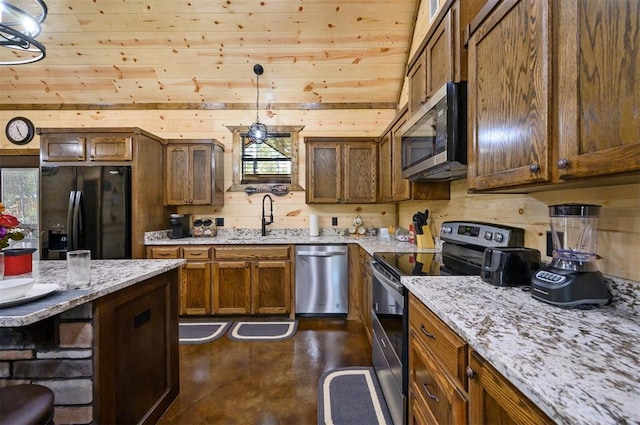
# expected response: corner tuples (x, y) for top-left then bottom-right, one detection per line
(170, 214), (191, 239)
(531, 204), (610, 308)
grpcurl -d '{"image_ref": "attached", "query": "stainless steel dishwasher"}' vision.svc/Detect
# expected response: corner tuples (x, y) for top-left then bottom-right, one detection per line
(295, 245), (348, 315)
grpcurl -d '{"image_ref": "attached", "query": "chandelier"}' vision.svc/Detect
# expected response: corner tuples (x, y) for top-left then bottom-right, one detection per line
(0, 0), (48, 65)
(248, 64), (268, 144)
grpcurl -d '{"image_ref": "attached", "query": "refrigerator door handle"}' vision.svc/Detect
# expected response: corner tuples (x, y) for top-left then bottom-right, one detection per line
(66, 191), (76, 251)
(72, 191), (83, 250)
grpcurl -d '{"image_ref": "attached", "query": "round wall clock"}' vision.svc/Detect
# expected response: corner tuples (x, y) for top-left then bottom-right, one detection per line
(6, 117), (36, 145)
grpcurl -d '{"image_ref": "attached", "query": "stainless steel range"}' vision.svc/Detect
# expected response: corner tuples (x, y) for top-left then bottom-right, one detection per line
(370, 221), (525, 425)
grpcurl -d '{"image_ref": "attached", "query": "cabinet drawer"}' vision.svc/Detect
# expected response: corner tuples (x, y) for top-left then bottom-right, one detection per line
(409, 294), (467, 388)
(182, 246), (212, 260)
(213, 245), (291, 260)
(409, 331), (468, 425)
(148, 246), (181, 259)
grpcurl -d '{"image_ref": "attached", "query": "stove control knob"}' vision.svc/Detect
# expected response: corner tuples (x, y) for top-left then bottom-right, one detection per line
(494, 232), (504, 242)
(483, 231), (493, 240)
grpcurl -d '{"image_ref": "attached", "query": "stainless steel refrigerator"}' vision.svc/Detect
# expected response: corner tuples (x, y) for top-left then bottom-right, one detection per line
(40, 166), (132, 260)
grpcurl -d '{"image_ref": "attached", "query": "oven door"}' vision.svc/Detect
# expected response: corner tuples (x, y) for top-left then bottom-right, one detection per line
(371, 261), (407, 425)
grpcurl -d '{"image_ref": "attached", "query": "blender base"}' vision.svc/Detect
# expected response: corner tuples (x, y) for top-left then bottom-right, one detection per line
(530, 266), (611, 308)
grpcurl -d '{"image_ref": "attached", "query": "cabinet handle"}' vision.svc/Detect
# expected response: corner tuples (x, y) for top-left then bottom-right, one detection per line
(529, 163), (540, 173)
(420, 324), (436, 339)
(134, 308), (151, 328)
(190, 252), (202, 256)
(557, 158), (569, 169)
(466, 366), (475, 379)
(380, 338), (386, 348)
(422, 381), (439, 402)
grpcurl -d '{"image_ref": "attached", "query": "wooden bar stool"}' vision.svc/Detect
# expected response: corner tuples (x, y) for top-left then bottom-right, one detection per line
(0, 384), (55, 425)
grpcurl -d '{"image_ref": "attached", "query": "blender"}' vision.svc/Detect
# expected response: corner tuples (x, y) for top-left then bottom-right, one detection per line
(531, 204), (610, 308)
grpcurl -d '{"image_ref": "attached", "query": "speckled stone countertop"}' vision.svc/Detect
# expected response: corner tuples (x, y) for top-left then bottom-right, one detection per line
(0, 259), (185, 327)
(403, 275), (640, 425)
(144, 228), (434, 255)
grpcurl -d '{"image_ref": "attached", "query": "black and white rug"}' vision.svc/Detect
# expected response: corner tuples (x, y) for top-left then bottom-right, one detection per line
(179, 321), (232, 344)
(318, 367), (392, 425)
(226, 321), (298, 342)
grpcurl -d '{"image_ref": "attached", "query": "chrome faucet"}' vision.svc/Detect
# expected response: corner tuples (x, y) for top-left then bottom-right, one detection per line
(261, 194), (274, 236)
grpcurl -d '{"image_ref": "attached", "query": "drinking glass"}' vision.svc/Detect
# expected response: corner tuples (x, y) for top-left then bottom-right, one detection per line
(67, 250), (91, 289)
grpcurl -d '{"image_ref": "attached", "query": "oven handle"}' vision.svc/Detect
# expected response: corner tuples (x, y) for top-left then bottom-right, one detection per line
(371, 261), (404, 293)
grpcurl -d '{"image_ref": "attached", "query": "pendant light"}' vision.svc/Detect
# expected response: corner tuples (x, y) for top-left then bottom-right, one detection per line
(0, 0), (48, 65)
(248, 64), (268, 144)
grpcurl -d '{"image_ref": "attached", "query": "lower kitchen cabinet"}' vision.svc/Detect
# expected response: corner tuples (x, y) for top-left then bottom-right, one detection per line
(467, 350), (553, 425)
(360, 247), (373, 342)
(213, 245), (292, 315)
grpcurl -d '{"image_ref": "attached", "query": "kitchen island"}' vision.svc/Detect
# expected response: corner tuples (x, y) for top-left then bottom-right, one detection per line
(403, 275), (640, 425)
(0, 259), (185, 425)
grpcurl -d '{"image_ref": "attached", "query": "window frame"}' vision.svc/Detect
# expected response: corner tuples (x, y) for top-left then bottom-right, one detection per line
(226, 125), (305, 192)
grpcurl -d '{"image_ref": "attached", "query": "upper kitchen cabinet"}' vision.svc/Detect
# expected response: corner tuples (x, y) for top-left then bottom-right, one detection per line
(39, 129), (141, 162)
(379, 107), (450, 202)
(305, 138), (378, 204)
(467, 0), (640, 192)
(164, 139), (224, 206)
(407, 0), (485, 117)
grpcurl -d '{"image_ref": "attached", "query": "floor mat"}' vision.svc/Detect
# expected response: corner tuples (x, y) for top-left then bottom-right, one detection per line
(318, 367), (393, 425)
(179, 321), (232, 344)
(226, 320), (298, 341)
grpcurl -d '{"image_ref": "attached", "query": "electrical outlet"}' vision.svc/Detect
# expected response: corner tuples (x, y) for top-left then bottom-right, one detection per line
(215, 217), (224, 227)
(332, 217), (338, 226)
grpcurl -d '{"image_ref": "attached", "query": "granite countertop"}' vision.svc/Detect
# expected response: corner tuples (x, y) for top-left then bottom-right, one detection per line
(403, 275), (640, 425)
(0, 259), (186, 327)
(144, 228), (434, 255)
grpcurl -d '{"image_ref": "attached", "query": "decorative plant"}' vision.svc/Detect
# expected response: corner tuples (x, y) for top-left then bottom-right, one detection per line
(0, 203), (25, 250)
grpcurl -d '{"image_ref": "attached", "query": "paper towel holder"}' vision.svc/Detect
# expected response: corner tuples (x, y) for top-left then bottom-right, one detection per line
(309, 214), (319, 237)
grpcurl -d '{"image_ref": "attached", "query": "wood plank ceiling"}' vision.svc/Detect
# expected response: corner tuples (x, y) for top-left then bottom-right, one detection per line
(0, 0), (419, 110)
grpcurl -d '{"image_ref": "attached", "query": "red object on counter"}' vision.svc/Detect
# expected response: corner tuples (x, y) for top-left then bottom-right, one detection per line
(3, 248), (35, 276)
(408, 224), (415, 244)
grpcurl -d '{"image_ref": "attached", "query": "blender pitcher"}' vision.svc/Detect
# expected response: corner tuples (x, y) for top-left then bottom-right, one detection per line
(550, 204), (600, 271)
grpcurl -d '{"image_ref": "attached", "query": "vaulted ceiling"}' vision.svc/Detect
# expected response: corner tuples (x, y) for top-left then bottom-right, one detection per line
(1, 0), (419, 109)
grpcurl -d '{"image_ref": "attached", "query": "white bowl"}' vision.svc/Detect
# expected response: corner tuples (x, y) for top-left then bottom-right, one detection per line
(0, 278), (35, 302)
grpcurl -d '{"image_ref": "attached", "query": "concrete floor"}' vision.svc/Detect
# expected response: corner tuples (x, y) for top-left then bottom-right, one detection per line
(158, 317), (372, 425)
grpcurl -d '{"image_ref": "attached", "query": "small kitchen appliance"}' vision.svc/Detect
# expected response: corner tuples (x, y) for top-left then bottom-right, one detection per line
(531, 204), (610, 308)
(169, 214), (191, 239)
(481, 247), (541, 286)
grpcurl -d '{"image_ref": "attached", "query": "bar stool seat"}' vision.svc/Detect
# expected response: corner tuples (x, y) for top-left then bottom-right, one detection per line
(0, 384), (54, 425)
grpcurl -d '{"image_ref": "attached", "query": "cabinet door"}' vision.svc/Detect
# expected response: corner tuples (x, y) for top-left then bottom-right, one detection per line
(409, 332), (468, 425)
(391, 110), (410, 201)
(213, 261), (251, 314)
(360, 249), (373, 343)
(378, 132), (392, 203)
(181, 262), (212, 315)
(89, 136), (133, 161)
(41, 135), (86, 162)
(189, 145), (212, 205)
(343, 142), (377, 203)
(408, 50), (428, 116)
(467, 0), (552, 190)
(555, 0), (640, 180)
(165, 145), (191, 205)
(306, 142), (341, 203)
(468, 350), (553, 425)
(426, 9), (454, 98)
(251, 260), (291, 314)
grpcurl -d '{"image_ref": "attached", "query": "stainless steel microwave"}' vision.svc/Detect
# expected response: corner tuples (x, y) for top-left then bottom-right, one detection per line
(400, 81), (467, 181)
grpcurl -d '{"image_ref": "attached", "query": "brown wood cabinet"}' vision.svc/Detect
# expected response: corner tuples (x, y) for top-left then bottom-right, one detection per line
(378, 107), (451, 202)
(38, 127), (170, 259)
(467, 0), (640, 191)
(359, 247), (373, 343)
(40, 132), (133, 162)
(94, 269), (179, 425)
(408, 293), (468, 425)
(164, 139), (225, 206)
(212, 245), (292, 315)
(147, 246), (212, 315)
(305, 138), (378, 204)
(467, 350), (553, 424)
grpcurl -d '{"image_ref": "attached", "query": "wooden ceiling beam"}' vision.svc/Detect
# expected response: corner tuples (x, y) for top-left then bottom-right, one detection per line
(0, 102), (397, 111)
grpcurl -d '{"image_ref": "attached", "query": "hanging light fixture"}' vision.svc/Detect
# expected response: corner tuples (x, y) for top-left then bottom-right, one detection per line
(0, 0), (48, 65)
(248, 64), (268, 144)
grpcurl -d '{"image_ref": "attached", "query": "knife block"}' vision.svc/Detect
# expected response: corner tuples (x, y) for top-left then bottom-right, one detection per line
(416, 225), (435, 249)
